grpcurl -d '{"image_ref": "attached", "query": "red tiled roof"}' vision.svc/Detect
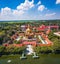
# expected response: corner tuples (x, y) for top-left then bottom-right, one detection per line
(13, 44), (23, 47)
(23, 41), (36, 45)
(37, 25), (46, 31)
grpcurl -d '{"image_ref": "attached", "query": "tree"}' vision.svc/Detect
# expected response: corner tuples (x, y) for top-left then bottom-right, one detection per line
(5, 45), (26, 55)
(13, 40), (20, 44)
(0, 45), (5, 55)
(34, 46), (41, 54)
(52, 38), (60, 53)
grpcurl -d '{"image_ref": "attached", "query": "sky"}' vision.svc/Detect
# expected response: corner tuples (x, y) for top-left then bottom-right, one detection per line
(0, 0), (60, 20)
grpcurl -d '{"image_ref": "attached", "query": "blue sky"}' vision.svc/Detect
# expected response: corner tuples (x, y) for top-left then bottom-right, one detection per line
(0, 0), (60, 20)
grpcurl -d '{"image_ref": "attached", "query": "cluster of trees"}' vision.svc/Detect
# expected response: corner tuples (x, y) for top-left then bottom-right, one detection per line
(34, 46), (53, 54)
(0, 22), (22, 45)
(0, 45), (26, 55)
(34, 43), (60, 54)
(48, 31), (60, 54)
(48, 31), (60, 41)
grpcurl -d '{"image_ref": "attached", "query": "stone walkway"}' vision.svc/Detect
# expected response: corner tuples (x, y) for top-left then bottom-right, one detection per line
(26, 45), (34, 55)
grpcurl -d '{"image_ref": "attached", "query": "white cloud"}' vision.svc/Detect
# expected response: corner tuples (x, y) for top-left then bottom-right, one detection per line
(45, 13), (56, 17)
(38, 5), (46, 11)
(0, 7), (12, 16)
(17, 0), (34, 10)
(0, 0), (59, 20)
(0, 7), (25, 20)
(13, 10), (24, 15)
(37, 1), (41, 5)
(0, 0), (35, 20)
(56, 0), (60, 4)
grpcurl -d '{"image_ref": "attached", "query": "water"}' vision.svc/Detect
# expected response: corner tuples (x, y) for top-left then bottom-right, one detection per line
(0, 54), (60, 64)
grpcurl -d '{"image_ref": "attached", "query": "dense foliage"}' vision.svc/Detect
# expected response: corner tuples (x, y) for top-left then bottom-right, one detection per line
(0, 45), (26, 55)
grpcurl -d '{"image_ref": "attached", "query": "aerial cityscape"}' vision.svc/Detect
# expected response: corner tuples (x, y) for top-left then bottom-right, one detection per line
(0, 0), (60, 64)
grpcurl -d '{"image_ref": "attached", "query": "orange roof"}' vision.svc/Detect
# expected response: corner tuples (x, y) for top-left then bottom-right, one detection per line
(23, 41), (36, 45)
(13, 44), (23, 47)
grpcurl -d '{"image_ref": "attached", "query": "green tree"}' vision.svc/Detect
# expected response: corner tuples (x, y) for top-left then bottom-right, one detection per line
(0, 45), (5, 55)
(34, 46), (41, 54)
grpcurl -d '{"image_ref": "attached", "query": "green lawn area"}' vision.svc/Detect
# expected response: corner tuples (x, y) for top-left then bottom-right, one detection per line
(0, 54), (60, 64)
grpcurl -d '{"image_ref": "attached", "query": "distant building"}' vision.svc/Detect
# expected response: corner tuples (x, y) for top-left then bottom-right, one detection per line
(54, 32), (60, 36)
(21, 25), (26, 32)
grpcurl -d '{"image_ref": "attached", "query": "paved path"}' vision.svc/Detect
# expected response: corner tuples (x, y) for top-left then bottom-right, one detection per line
(26, 45), (34, 55)
(38, 35), (46, 44)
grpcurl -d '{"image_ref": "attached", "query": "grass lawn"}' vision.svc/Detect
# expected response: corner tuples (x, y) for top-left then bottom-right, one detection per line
(0, 54), (60, 64)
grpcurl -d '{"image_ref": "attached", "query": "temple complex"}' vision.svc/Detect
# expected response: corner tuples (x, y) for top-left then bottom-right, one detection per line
(8, 24), (54, 47)
(3, 24), (59, 47)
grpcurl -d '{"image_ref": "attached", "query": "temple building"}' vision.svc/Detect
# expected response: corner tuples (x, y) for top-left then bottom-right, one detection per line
(25, 24), (34, 39)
